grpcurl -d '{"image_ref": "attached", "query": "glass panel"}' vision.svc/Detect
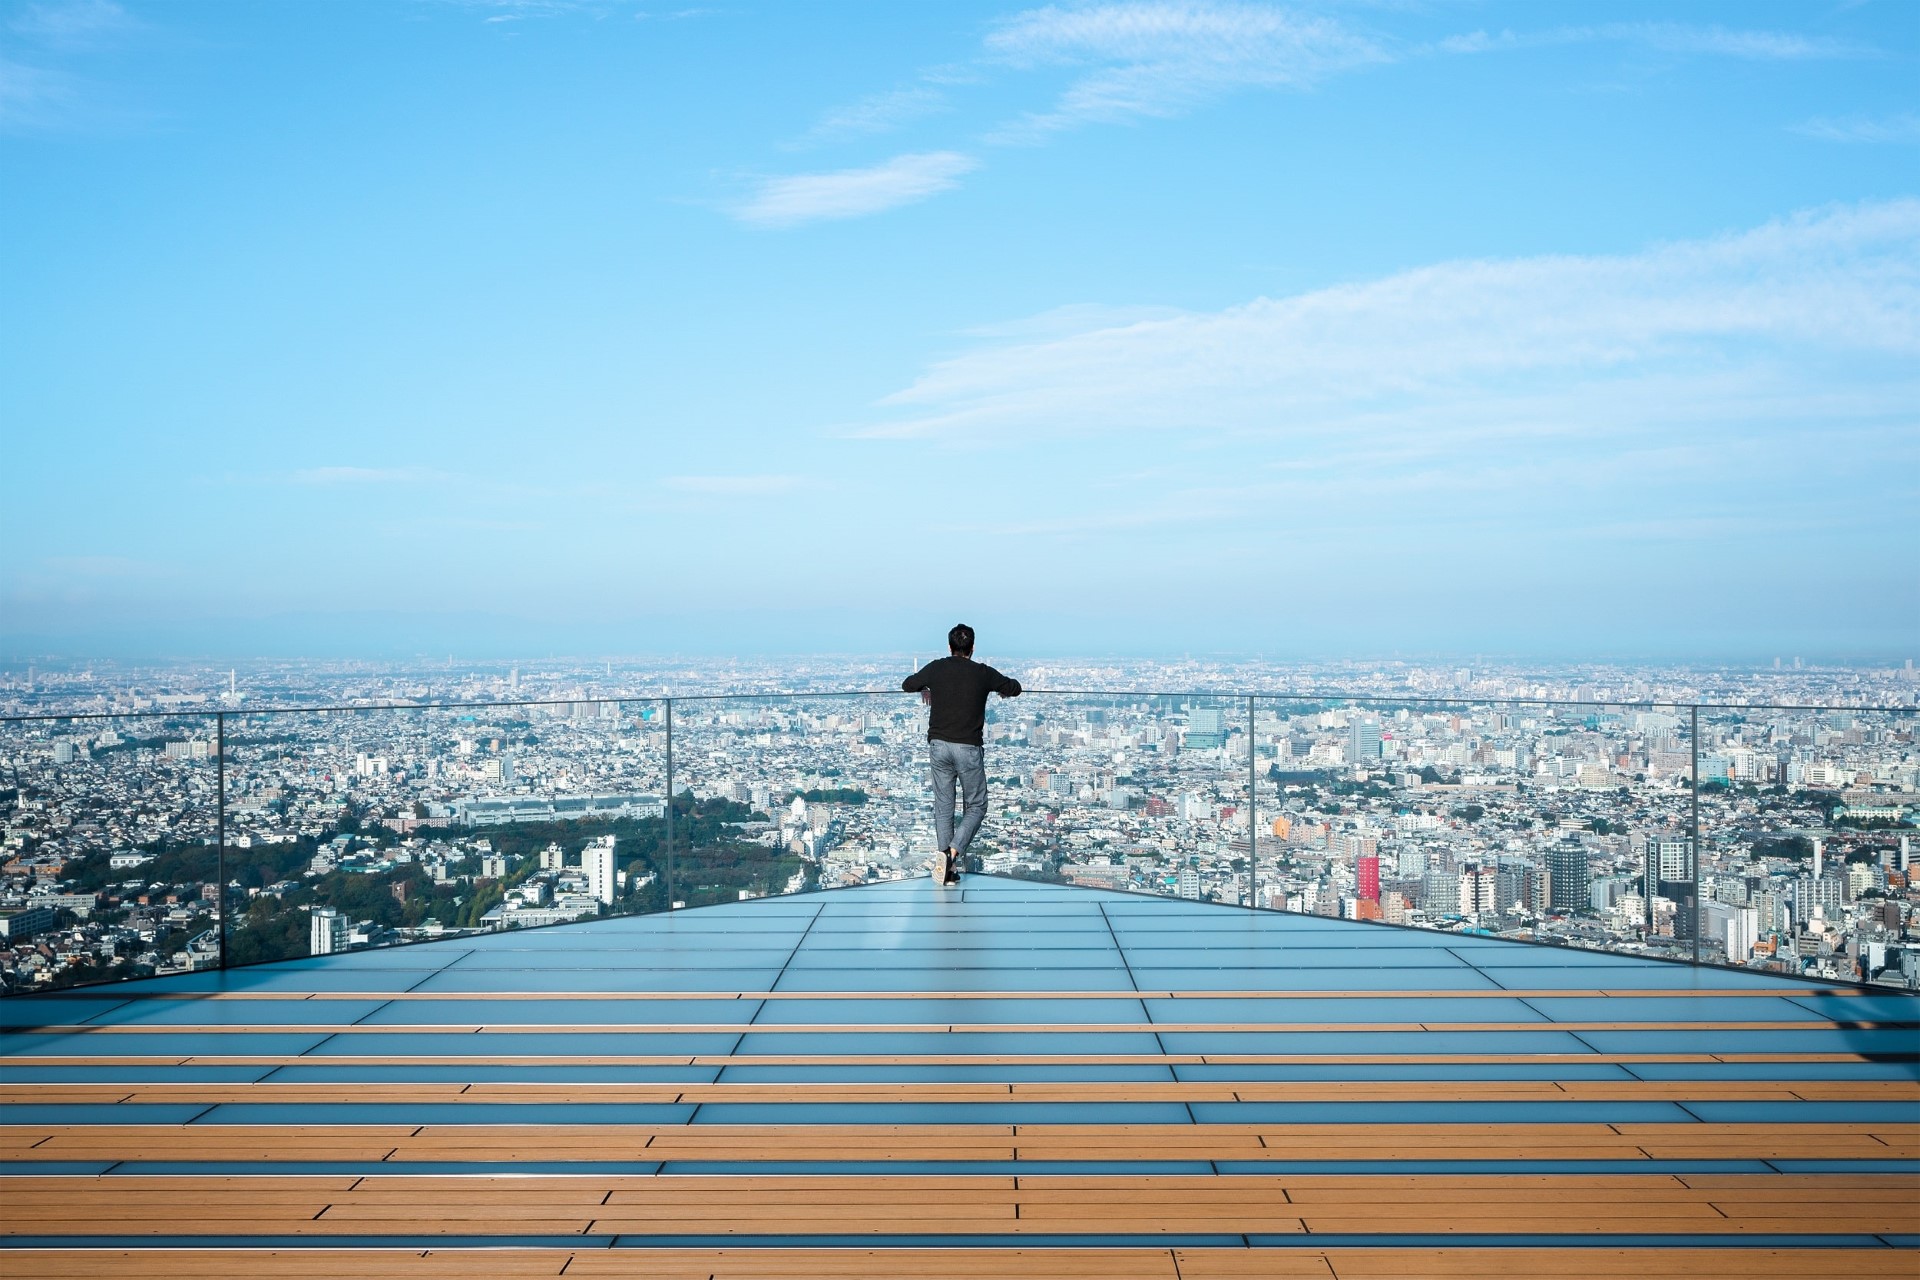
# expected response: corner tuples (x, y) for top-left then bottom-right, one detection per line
(1249, 696), (1692, 961)
(670, 693), (893, 905)
(221, 699), (666, 965)
(996, 691), (1249, 905)
(5, 688), (1908, 990)
(1695, 705), (1917, 988)
(0, 712), (222, 992)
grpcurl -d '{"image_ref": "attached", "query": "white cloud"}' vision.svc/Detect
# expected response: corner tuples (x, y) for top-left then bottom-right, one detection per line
(857, 200), (1920, 455)
(1439, 22), (1868, 62)
(795, 86), (948, 145)
(732, 151), (978, 226)
(985, 1), (1388, 136)
(665, 474), (802, 495)
(1624, 22), (1862, 60)
(1793, 112), (1920, 144)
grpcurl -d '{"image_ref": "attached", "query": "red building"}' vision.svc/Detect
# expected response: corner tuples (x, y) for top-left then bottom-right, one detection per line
(1358, 854), (1380, 901)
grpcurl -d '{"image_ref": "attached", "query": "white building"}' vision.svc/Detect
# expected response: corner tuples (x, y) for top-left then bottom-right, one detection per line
(310, 907), (345, 956)
(584, 836), (616, 906)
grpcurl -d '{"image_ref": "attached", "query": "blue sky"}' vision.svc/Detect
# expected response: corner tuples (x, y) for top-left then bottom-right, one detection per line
(2, 0), (1915, 662)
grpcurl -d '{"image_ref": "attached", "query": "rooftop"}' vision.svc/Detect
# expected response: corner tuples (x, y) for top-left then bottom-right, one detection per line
(2, 876), (1917, 1277)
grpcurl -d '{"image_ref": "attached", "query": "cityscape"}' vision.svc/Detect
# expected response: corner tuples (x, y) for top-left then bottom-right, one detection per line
(4, 655), (1915, 995)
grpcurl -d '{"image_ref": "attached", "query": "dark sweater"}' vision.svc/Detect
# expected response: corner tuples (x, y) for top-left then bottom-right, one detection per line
(902, 656), (1022, 746)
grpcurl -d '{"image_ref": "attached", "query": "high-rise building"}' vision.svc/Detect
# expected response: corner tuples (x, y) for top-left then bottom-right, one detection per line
(1459, 865), (1498, 916)
(1644, 835), (1696, 939)
(1349, 719), (1382, 763)
(1649, 837), (1692, 883)
(1704, 901), (1759, 961)
(584, 836), (616, 906)
(51, 741), (75, 765)
(1176, 867), (1201, 900)
(310, 907), (344, 956)
(1184, 708), (1226, 751)
(1357, 854), (1380, 901)
(1546, 838), (1591, 912)
(1795, 870), (1846, 920)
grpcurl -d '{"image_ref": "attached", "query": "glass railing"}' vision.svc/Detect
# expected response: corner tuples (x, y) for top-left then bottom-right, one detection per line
(2, 691), (1913, 994)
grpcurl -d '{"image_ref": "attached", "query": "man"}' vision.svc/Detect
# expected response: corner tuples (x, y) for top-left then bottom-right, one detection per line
(902, 624), (1022, 886)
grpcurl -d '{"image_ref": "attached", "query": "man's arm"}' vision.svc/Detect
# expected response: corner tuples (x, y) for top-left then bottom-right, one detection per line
(985, 666), (1021, 698)
(902, 666), (930, 693)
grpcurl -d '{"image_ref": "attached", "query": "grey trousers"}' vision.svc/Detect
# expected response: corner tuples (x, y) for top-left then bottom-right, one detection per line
(929, 738), (987, 855)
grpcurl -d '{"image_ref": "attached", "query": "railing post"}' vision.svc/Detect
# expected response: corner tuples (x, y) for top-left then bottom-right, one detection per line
(664, 698), (675, 912)
(1690, 703), (1701, 965)
(1247, 695), (1257, 909)
(216, 711), (227, 970)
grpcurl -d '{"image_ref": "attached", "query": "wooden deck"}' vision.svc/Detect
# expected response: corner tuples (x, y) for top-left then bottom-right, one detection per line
(2, 878), (1916, 1278)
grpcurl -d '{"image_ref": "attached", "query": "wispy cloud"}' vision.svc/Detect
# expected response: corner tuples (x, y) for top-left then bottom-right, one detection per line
(0, 0), (139, 132)
(731, 151), (978, 227)
(745, 3), (1870, 220)
(1792, 112), (1920, 144)
(856, 200), (1920, 455)
(985, 2), (1388, 137)
(791, 86), (949, 147)
(1439, 21), (1869, 62)
(0, 56), (73, 131)
(9, 0), (135, 49)
(664, 474), (802, 495)
(290, 466), (456, 485)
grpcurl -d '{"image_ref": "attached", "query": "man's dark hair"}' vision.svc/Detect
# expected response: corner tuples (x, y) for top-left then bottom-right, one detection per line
(948, 623), (975, 656)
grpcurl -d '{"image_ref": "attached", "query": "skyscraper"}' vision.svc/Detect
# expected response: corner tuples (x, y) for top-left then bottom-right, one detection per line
(1644, 835), (1695, 939)
(1349, 718), (1382, 763)
(1546, 838), (1591, 912)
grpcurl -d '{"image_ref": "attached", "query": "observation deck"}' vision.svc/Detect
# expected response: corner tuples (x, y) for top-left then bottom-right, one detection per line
(2, 876), (1916, 1278)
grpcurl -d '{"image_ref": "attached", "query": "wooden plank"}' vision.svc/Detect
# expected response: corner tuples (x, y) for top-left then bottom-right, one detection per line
(19, 1019), (1894, 1035)
(1186, 1250), (1920, 1279)
(0, 1251), (583, 1280)
(10, 1249), (1915, 1280)
(2, 1051), (1895, 1067)
(6, 1079), (1913, 1107)
(11, 1122), (1917, 1165)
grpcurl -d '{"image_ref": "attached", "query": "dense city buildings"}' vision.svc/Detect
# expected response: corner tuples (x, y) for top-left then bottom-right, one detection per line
(2, 655), (1915, 994)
